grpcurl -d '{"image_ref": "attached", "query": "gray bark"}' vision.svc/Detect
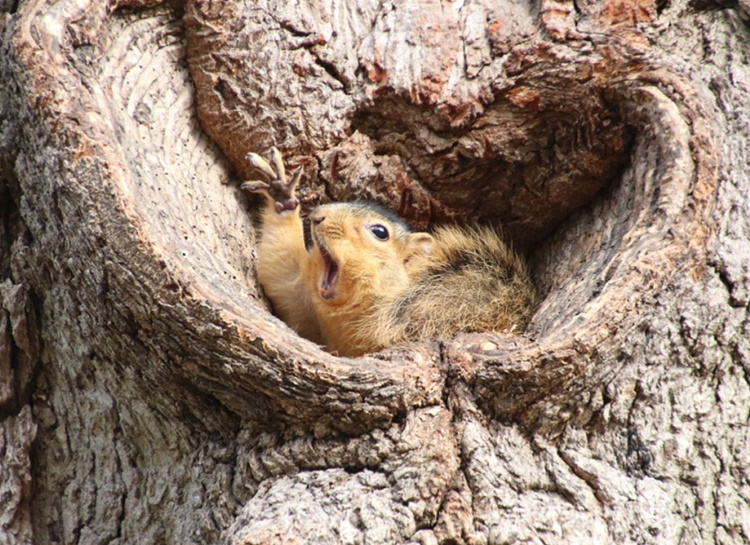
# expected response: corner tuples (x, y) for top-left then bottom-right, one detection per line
(1, 0), (749, 544)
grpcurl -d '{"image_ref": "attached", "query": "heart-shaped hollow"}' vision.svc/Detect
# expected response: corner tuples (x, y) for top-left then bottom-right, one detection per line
(180, 0), (716, 431)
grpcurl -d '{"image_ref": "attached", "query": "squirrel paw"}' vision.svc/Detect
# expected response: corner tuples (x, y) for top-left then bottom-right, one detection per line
(242, 147), (302, 213)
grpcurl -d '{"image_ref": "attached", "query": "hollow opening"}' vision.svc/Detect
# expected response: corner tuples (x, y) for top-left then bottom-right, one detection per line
(176, 0), (703, 373)
(213, 80), (673, 367)
(181, 0), (687, 366)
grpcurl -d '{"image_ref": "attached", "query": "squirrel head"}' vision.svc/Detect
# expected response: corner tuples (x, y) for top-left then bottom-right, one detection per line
(306, 201), (434, 308)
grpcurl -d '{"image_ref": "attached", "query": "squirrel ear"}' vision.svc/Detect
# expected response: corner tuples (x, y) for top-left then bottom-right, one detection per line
(406, 232), (434, 256)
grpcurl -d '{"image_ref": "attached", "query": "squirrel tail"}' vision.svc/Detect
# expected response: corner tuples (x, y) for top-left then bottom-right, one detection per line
(359, 225), (536, 350)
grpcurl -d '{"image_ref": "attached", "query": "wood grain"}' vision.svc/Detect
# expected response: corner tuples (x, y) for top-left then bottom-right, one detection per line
(1, 0), (748, 543)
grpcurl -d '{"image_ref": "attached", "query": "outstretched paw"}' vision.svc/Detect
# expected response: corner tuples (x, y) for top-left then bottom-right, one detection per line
(242, 147), (302, 214)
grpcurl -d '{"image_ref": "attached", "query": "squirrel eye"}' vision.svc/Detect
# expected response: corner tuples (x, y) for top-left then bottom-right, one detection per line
(368, 224), (389, 241)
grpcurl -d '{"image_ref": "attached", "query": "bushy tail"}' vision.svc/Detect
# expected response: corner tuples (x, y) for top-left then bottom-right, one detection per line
(360, 225), (536, 349)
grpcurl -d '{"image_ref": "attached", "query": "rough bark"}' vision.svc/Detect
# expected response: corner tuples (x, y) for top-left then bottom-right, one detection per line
(0, 0), (749, 544)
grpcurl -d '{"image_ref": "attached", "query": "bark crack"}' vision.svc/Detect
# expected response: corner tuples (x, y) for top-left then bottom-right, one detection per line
(710, 258), (747, 308)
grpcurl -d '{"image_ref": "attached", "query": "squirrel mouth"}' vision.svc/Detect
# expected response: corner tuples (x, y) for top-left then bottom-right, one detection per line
(317, 243), (339, 300)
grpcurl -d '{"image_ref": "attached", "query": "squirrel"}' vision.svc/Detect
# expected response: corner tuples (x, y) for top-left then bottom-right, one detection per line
(242, 148), (536, 358)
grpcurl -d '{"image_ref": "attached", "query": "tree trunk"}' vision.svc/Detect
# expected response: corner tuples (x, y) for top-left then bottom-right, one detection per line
(1, 0), (749, 543)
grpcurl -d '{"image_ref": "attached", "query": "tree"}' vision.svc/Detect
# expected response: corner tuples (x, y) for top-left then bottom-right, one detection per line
(1, 0), (749, 543)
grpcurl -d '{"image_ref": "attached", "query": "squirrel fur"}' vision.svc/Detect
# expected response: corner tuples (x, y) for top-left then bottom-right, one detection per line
(243, 148), (536, 357)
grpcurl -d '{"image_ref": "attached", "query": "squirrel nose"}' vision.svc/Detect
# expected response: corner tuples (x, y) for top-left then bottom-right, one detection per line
(310, 212), (325, 225)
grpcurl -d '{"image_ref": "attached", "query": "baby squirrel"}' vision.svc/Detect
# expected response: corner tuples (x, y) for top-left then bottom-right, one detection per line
(243, 148), (536, 358)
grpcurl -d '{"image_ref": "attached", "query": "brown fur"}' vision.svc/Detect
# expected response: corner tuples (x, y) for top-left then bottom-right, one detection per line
(245, 150), (536, 357)
(352, 225), (536, 354)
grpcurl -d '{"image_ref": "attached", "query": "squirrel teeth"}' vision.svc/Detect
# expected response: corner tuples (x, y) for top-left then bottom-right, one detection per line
(318, 244), (339, 300)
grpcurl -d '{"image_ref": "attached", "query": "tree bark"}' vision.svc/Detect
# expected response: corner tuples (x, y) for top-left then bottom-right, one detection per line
(1, 0), (749, 544)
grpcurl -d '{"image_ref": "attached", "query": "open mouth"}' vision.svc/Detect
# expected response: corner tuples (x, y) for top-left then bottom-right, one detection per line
(317, 242), (339, 300)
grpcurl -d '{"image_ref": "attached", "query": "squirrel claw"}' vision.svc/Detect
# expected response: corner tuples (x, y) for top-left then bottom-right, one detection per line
(288, 166), (303, 192)
(245, 152), (277, 180)
(243, 147), (302, 213)
(271, 148), (286, 183)
(241, 180), (271, 193)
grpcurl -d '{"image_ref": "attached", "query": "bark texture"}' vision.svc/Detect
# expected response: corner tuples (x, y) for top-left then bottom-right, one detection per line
(0, 0), (749, 544)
